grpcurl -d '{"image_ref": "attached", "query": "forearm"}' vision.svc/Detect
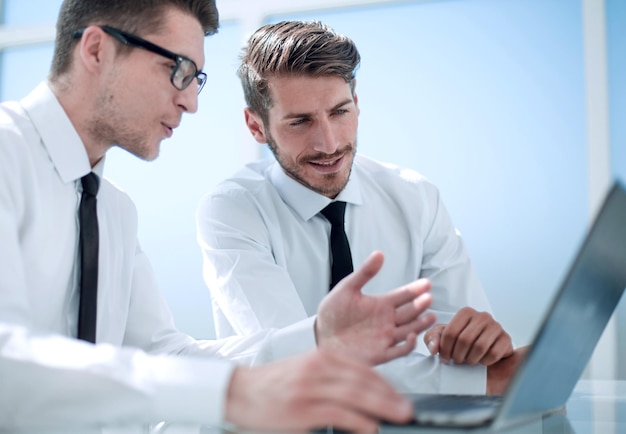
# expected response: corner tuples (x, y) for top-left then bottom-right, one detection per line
(0, 323), (233, 429)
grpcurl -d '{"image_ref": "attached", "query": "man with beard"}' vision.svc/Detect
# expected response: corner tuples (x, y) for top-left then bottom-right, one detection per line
(197, 20), (525, 396)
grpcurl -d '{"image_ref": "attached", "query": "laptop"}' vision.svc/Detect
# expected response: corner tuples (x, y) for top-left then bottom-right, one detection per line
(392, 180), (626, 430)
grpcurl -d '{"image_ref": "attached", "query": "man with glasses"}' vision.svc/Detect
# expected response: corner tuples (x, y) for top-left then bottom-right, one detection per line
(0, 1), (438, 432)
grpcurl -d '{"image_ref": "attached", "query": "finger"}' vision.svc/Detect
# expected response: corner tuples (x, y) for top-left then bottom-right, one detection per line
(450, 318), (489, 364)
(466, 333), (499, 365)
(478, 333), (514, 366)
(453, 313), (510, 365)
(500, 334), (514, 358)
(394, 292), (433, 326)
(393, 312), (437, 344)
(424, 324), (445, 355)
(464, 322), (507, 365)
(383, 331), (418, 362)
(439, 314), (473, 362)
(384, 278), (432, 309)
(317, 353), (413, 424)
(334, 251), (384, 294)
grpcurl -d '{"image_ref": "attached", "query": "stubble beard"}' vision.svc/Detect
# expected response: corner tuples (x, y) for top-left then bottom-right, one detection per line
(88, 89), (158, 162)
(266, 133), (356, 198)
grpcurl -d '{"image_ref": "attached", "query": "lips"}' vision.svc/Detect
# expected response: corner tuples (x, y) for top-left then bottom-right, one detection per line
(162, 122), (177, 138)
(309, 154), (344, 173)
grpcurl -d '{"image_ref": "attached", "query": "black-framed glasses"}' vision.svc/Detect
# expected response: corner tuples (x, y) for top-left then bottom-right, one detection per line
(73, 25), (207, 94)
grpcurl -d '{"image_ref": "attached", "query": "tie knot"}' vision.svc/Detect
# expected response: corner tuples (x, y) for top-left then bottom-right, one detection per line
(320, 201), (347, 226)
(81, 173), (100, 197)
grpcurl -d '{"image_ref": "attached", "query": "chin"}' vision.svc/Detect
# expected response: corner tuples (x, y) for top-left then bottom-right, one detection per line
(137, 145), (161, 162)
(313, 180), (349, 198)
(146, 148), (161, 161)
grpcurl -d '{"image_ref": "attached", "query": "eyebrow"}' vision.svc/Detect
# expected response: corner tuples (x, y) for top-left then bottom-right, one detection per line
(282, 98), (354, 121)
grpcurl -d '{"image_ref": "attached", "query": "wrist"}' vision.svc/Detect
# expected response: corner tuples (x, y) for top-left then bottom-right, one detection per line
(225, 366), (251, 426)
(486, 347), (528, 395)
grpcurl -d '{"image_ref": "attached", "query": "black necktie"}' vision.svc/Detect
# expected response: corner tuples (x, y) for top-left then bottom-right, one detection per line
(78, 173), (100, 343)
(320, 201), (353, 290)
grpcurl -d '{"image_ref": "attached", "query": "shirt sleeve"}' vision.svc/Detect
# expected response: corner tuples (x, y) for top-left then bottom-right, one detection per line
(419, 185), (493, 324)
(196, 187), (318, 349)
(122, 241), (317, 365)
(0, 323), (234, 429)
(376, 353), (486, 394)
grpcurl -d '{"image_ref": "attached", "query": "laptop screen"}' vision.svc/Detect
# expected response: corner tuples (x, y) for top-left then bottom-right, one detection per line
(498, 181), (626, 423)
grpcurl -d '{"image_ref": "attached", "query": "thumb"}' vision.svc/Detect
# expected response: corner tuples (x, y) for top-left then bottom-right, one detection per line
(424, 324), (444, 355)
(333, 251), (384, 295)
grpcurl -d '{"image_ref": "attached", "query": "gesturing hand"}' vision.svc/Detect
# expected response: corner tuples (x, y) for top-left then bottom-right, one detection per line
(225, 349), (414, 433)
(424, 307), (513, 366)
(315, 251), (436, 366)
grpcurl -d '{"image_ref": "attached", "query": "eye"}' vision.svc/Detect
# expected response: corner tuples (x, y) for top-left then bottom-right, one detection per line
(289, 118), (309, 127)
(334, 108), (349, 116)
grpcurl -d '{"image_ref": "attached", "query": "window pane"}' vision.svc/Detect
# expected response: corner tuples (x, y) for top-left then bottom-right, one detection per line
(3, 0), (63, 25)
(0, 43), (53, 100)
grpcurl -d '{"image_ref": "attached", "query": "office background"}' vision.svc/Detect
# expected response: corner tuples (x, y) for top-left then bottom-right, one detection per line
(1, 0), (623, 379)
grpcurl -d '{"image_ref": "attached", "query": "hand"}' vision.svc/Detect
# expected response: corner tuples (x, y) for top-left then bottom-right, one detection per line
(424, 307), (513, 366)
(225, 349), (414, 432)
(315, 251), (437, 366)
(487, 346), (529, 395)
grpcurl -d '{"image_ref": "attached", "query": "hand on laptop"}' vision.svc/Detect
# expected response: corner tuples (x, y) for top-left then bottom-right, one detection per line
(225, 349), (414, 432)
(316, 251), (437, 366)
(424, 307), (513, 366)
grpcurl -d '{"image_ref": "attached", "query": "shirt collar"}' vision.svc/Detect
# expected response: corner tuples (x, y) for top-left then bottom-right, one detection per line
(270, 157), (363, 221)
(20, 82), (101, 183)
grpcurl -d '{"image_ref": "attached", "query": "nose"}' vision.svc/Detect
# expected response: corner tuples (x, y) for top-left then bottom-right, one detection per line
(312, 118), (340, 154)
(175, 84), (199, 114)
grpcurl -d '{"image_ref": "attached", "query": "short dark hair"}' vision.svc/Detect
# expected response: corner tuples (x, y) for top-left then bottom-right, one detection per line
(50, 0), (219, 80)
(237, 20), (360, 124)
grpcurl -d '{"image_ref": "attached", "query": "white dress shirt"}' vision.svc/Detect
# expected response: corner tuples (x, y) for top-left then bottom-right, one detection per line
(0, 83), (313, 432)
(197, 155), (493, 394)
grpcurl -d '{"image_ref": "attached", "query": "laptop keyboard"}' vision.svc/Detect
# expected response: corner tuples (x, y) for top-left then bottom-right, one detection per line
(409, 394), (504, 426)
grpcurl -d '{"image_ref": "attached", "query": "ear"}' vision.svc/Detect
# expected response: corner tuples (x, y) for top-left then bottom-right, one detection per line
(76, 26), (110, 74)
(244, 108), (269, 144)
